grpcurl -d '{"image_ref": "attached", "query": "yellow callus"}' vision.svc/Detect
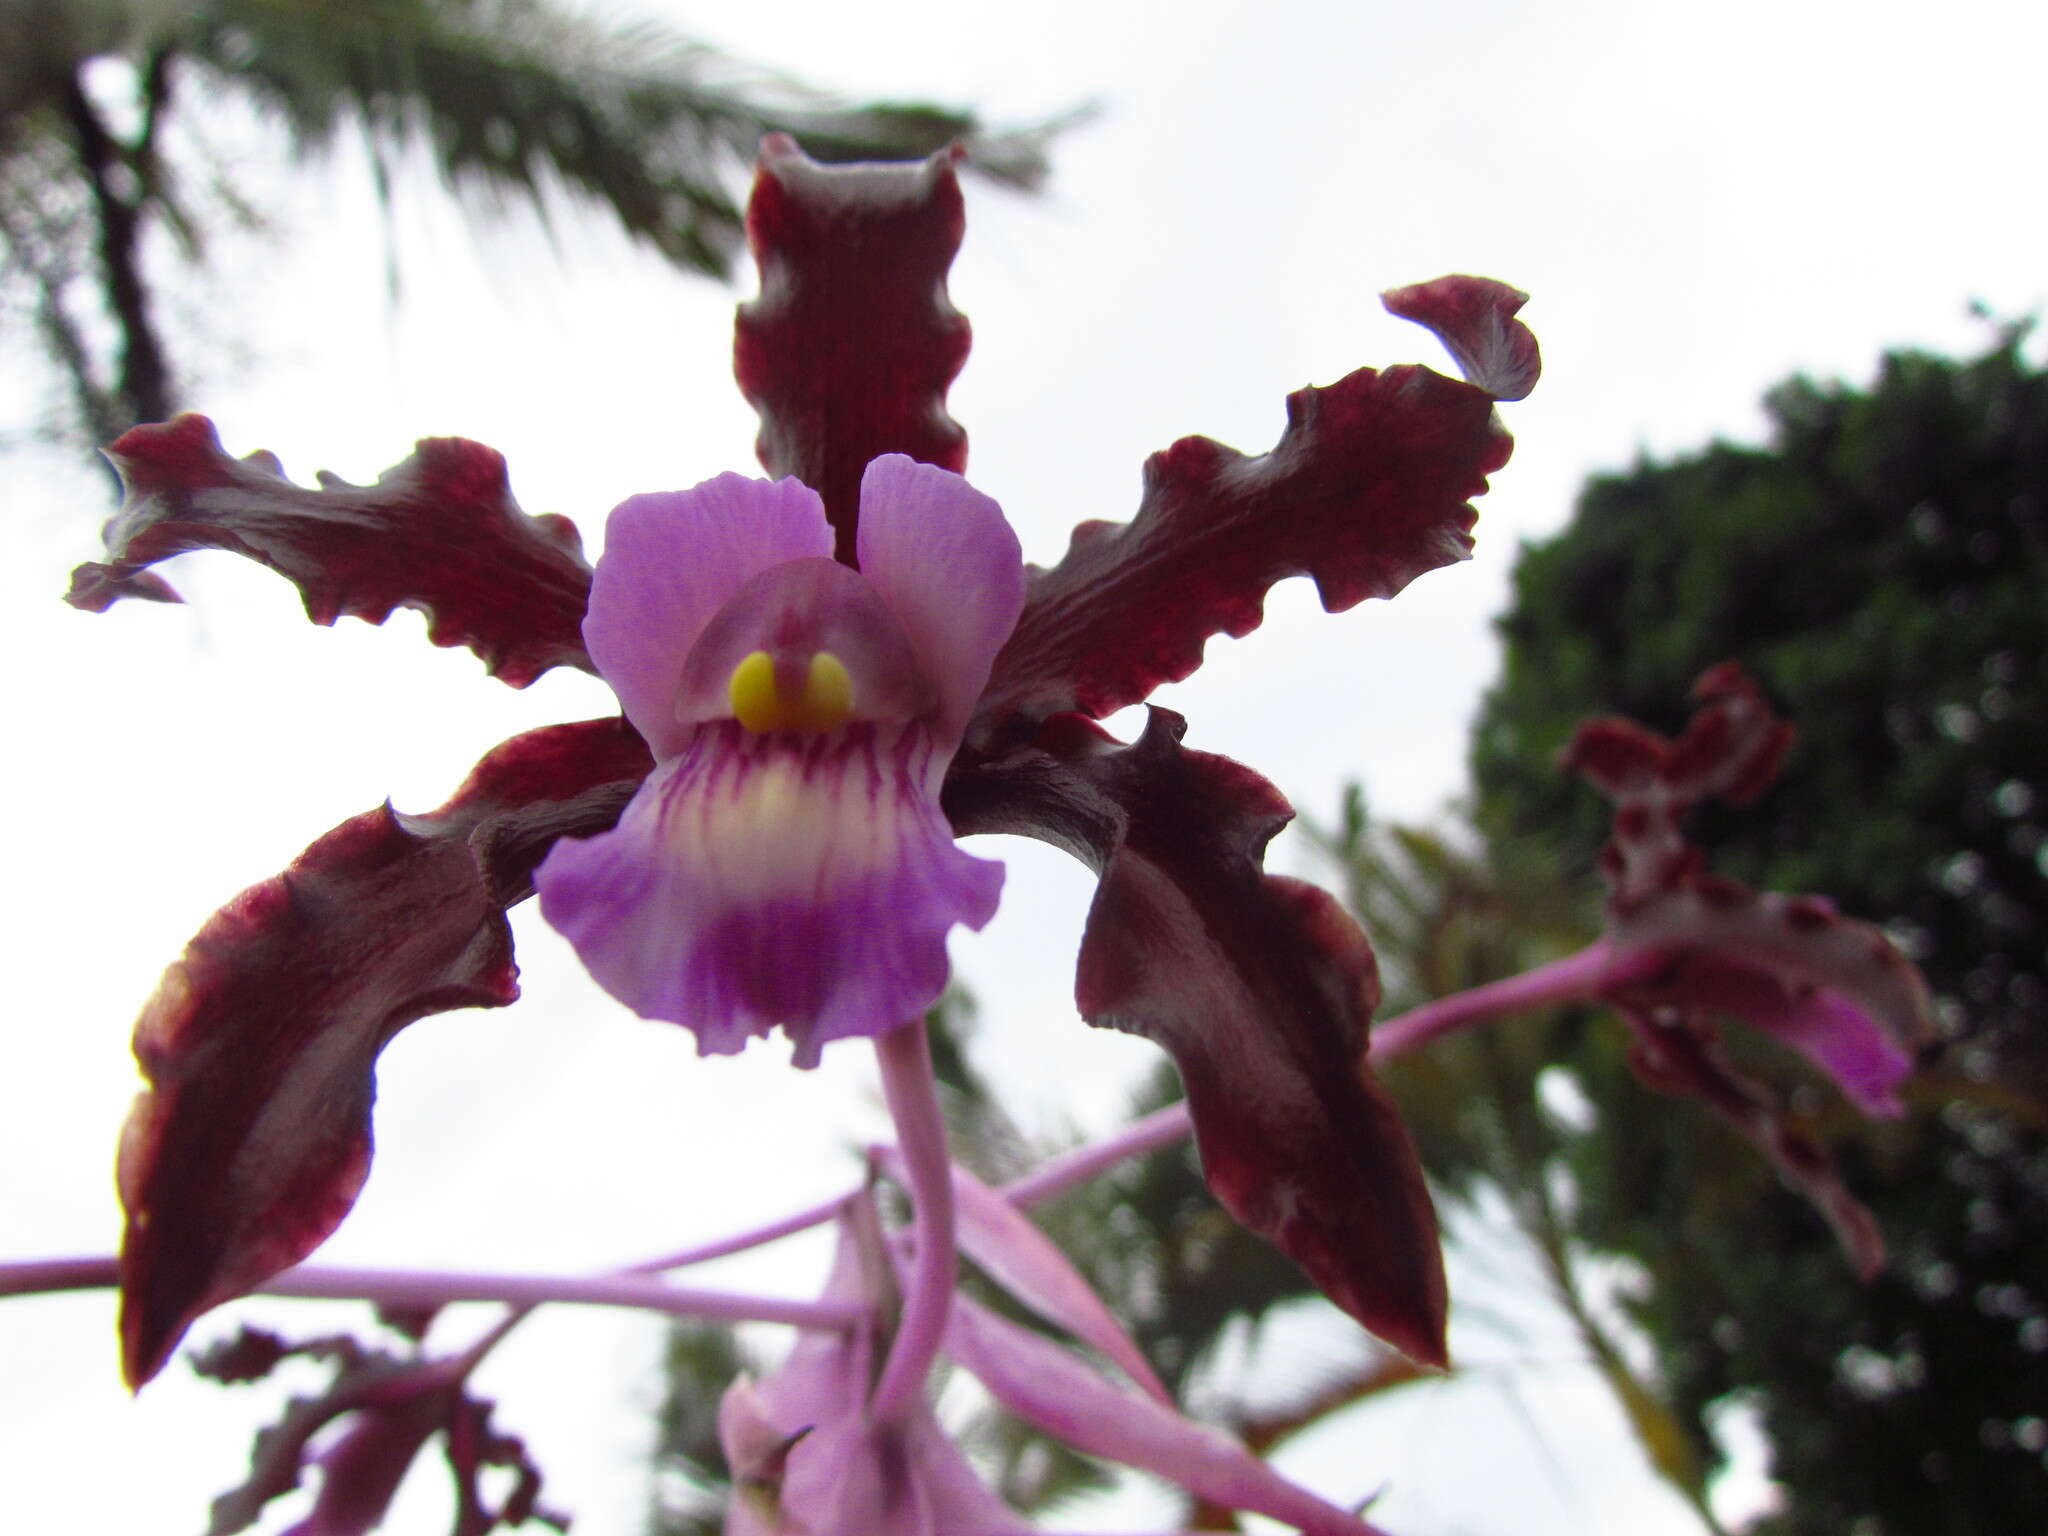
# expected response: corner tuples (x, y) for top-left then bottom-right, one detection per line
(728, 649), (853, 734)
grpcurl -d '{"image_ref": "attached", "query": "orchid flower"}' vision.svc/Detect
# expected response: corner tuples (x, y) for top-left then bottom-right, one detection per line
(70, 136), (1540, 1391)
(1560, 662), (1937, 1274)
(535, 456), (1022, 1065)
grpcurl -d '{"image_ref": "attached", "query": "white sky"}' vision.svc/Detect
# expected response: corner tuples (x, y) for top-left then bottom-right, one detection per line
(4, 0), (2045, 1530)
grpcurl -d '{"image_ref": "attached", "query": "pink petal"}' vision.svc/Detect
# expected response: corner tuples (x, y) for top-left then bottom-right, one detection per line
(945, 1295), (1387, 1536)
(728, 1202), (1030, 1536)
(585, 473), (833, 757)
(1755, 988), (1918, 1116)
(875, 1150), (1171, 1403)
(537, 722), (1002, 1067)
(855, 454), (1025, 743)
(674, 556), (933, 728)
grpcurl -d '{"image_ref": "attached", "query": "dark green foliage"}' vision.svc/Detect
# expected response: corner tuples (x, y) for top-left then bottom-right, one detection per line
(1472, 320), (2048, 1533)
(648, 1319), (753, 1536)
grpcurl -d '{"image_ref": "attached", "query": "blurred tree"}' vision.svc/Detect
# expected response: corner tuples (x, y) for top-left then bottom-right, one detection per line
(0, 0), (1056, 452)
(1470, 320), (2048, 1534)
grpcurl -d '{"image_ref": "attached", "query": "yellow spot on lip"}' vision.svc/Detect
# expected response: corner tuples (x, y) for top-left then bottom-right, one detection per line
(729, 649), (853, 733)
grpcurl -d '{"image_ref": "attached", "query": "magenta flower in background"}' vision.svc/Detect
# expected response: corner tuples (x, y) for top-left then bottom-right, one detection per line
(537, 457), (1023, 1065)
(1563, 663), (1937, 1274)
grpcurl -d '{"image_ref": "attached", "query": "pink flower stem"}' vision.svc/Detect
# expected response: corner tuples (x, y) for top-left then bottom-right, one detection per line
(1371, 938), (1655, 1058)
(1003, 1100), (1195, 1208)
(1008, 940), (1656, 1209)
(867, 1015), (957, 1426)
(0, 1257), (117, 1298)
(626, 1187), (855, 1274)
(0, 1256), (861, 1329)
(0, 946), (1658, 1337)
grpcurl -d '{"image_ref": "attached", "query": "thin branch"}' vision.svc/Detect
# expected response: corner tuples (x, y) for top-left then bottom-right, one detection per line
(0, 1257), (860, 1330)
(1002, 1100), (1193, 1209)
(1369, 940), (1655, 1058)
(59, 67), (175, 427)
(628, 1188), (854, 1274)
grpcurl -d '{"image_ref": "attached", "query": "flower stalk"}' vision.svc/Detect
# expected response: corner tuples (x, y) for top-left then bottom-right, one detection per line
(868, 1014), (959, 1424)
(0, 1256), (862, 1330)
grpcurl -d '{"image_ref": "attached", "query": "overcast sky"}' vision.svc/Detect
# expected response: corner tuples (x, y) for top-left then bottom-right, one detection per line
(5, 0), (2044, 1530)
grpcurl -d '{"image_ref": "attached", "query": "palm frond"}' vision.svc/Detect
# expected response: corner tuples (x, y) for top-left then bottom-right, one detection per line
(192, 0), (1060, 277)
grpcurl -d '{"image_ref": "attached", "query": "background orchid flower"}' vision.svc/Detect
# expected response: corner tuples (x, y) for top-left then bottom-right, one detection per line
(1333, 663), (1940, 1279)
(73, 136), (1539, 1386)
(1561, 662), (1939, 1273)
(182, 1320), (561, 1536)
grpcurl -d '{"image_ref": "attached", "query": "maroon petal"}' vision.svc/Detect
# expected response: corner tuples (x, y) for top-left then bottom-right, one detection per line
(1564, 665), (1935, 1110)
(1562, 661), (1795, 905)
(976, 312), (1531, 737)
(1380, 276), (1540, 401)
(192, 1325), (563, 1536)
(442, 1392), (567, 1536)
(67, 415), (596, 688)
(1621, 1008), (1889, 1279)
(1607, 880), (1934, 1115)
(734, 136), (970, 563)
(946, 711), (1448, 1366)
(118, 718), (653, 1387)
(196, 1329), (400, 1536)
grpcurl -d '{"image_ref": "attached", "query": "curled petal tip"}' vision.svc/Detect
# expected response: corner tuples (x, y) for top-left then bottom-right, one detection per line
(1382, 274), (1541, 401)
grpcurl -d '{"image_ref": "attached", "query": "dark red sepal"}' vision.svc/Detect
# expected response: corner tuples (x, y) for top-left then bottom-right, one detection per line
(68, 415), (597, 688)
(118, 718), (653, 1388)
(976, 332), (1526, 738)
(1620, 1008), (1888, 1279)
(1561, 661), (1795, 906)
(734, 136), (970, 564)
(191, 1324), (566, 1536)
(946, 711), (1449, 1366)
